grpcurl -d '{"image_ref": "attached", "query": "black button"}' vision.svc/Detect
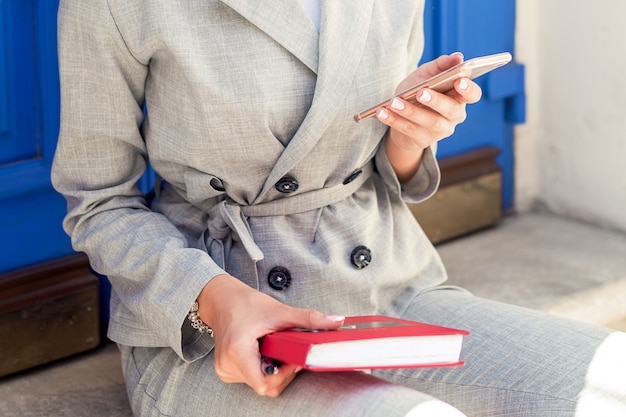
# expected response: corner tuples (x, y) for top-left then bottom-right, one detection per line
(343, 169), (363, 185)
(210, 177), (225, 192)
(275, 176), (299, 193)
(267, 266), (292, 290)
(350, 246), (372, 269)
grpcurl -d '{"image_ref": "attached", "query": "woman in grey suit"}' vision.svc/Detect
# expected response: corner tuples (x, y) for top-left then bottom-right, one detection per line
(52, 0), (626, 416)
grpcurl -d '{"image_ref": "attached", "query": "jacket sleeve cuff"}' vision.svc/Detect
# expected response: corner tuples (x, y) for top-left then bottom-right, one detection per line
(175, 257), (223, 362)
(375, 138), (441, 203)
(180, 318), (216, 362)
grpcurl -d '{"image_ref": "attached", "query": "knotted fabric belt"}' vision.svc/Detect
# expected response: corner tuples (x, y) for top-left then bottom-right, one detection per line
(203, 163), (374, 268)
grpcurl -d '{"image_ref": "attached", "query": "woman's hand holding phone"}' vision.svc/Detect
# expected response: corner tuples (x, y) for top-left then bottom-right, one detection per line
(378, 53), (485, 183)
(354, 52), (510, 122)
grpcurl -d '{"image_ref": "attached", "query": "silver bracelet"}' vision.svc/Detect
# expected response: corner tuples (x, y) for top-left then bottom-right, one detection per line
(187, 301), (214, 337)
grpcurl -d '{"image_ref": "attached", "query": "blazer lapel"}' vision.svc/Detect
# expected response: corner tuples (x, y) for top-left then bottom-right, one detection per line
(257, 0), (375, 201)
(219, 0), (319, 72)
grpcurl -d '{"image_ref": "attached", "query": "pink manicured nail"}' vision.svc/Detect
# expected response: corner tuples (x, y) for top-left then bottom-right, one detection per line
(326, 315), (345, 322)
(419, 90), (432, 102)
(377, 108), (389, 120)
(459, 78), (469, 90)
(390, 98), (405, 110)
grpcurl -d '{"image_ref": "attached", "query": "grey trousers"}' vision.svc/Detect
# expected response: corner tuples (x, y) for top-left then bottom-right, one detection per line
(119, 288), (626, 416)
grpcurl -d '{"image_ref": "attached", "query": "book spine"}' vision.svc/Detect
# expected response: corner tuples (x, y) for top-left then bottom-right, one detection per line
(259, 336), (312, 367)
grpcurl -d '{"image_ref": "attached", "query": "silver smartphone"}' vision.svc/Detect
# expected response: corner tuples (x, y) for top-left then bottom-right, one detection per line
(353, 52), (512, 122)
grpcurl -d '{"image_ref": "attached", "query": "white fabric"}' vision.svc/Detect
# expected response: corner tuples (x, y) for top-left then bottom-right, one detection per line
(299, 0), (321, 31)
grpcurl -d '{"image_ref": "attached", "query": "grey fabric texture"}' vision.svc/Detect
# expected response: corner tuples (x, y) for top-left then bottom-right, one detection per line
(53, 0), (439, 362)
(119, 289), (626, 417)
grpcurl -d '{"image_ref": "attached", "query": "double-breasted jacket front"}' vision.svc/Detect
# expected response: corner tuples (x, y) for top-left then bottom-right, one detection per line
(52, 0), (446, 360)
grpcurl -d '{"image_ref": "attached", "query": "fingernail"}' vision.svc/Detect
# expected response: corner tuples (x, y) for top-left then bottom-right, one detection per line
(390, 98), (404, 110)
(459, 78), (469, 90)
(377, 108), (389, 120)
(326, 315), (345, 322)
(451, 51), (464, 58)
(419, 90), (431, 103)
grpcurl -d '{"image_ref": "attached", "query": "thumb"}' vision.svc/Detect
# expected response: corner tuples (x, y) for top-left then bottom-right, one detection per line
(398, 53), (464, 93)
(288, 308), (345, 331)
(428, 52), (464, 77)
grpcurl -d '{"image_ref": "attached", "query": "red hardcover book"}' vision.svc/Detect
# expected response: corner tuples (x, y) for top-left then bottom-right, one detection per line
(259, 315), (469, 372)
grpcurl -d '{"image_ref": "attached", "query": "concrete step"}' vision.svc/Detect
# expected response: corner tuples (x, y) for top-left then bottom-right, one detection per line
(0, 342), (130, 417)
(437, 212), (626, 330)
(2, 212), (626, 416)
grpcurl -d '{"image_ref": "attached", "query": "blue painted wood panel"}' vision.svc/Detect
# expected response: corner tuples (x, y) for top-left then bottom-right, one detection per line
(0, 0), (155, 276)
(0, 10), (8, 134)
(423, 0), (525, 210)
(0, 0), (66, 274)
(0, 1), (39, 165)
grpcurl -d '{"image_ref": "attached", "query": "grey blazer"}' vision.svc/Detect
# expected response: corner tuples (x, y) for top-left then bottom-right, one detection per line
(52, 0), (446, 361)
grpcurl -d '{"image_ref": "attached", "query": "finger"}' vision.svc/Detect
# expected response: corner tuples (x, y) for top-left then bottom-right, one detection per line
(417, 53), (464, 81)
(385, 97), (458, 141)
(260, 363), (303, 398)
(247, 357), (302, 397)
(376, 107), (434, 150)
(276, 307), (345, 331)
(431, 52), (464, 75)
(213, 337), (259, 384)
(398, 53), (464, 92)
(414, 89), (466, 124)
(215, 338), (300, 397)
(241, 352), (276, 395)
(452, 78), (483, 104)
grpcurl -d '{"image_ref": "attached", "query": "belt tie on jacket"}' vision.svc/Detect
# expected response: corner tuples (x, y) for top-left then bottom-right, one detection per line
(203, 162), (374, 269)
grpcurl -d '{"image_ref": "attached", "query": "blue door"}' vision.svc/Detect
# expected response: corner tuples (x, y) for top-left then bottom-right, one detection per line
(422, 0), (525, 211)
(0, 0), (69, 274)
(0, 0), (157, 276)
